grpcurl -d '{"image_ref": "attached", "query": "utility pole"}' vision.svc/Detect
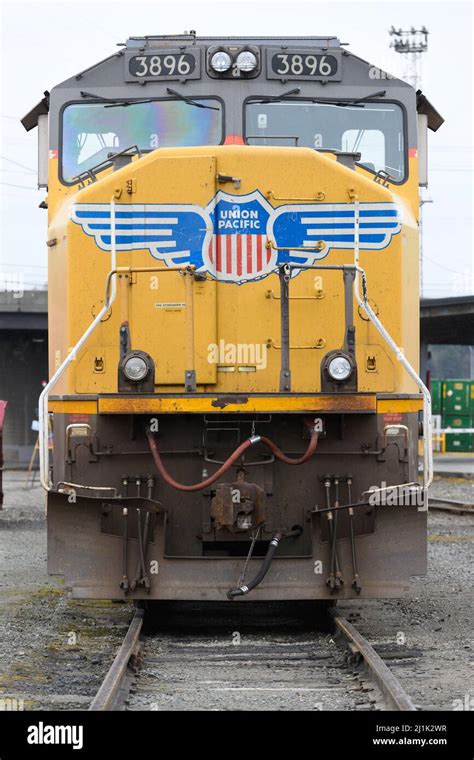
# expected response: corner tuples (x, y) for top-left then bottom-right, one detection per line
(389, 26), (430, 296)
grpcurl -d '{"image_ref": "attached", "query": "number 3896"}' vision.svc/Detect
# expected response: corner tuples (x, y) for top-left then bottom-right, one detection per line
(129, 53), (196, 78)
(271, 53), (338, 78)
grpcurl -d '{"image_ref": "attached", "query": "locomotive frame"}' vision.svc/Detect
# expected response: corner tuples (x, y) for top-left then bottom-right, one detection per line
(22, 33), (443, 601)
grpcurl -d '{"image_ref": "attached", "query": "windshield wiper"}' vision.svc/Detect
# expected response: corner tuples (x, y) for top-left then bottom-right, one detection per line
(249, 87), (301, 104)
(318, 90), (387, 107)
(79, 89), (219, 111)
(248, 88), (386, 108)
(347, 89), (386, 104)
(165, 88), (220, 111)
(80, 91), (154, 108)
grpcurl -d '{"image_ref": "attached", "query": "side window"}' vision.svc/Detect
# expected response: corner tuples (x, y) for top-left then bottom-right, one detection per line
(342, 128), (385, 174)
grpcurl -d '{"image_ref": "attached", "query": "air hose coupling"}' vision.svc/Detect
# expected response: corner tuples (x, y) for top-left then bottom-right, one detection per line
(226, 529), (301, 600)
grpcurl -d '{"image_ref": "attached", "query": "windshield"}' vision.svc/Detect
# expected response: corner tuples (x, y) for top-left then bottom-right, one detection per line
(245, 100), (406, 182)
(61, 99), (223, 181)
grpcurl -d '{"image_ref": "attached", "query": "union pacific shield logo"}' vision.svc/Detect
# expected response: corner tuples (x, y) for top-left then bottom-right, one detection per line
(203, 190), (276, 282)
(71, 190), (401, 285)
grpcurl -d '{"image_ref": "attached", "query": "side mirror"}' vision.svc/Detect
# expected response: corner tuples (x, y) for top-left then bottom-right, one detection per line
(37, 114), (49, 189)
(417, 113), (428, 188)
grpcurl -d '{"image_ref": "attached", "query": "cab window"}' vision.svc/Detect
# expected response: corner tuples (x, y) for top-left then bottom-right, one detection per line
(245, 100), (406, 182)
(62, 98), (223, 182)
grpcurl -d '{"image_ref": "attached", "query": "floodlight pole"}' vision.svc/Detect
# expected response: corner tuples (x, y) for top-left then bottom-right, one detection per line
(389, 26), (430, 297)
(388, 26), (429, 89)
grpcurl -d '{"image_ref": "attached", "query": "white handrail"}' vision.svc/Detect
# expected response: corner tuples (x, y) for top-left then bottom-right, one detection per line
(39, 197), (118, 490)
(352, 198), (433, 492)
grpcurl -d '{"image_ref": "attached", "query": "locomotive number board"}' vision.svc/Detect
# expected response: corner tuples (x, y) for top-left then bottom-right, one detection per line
(125, 50), (201, 82)
(266, 49), (342, 81)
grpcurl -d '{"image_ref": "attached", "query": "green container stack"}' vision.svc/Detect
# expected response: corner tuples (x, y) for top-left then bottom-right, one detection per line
(430, 379), (442, 415)
(434, 378), (474, 452)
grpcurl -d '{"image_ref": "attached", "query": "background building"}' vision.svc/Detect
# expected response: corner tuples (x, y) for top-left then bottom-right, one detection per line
(0, 289), (47, 466)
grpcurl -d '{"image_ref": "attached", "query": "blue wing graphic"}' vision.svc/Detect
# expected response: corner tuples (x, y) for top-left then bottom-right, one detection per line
(269, 202), (402, 266)
(71, 203), (212, 269)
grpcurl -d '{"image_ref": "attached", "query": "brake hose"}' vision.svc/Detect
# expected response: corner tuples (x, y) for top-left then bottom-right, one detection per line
(146, 428), (318, 492)
(227, 527), (302, 599)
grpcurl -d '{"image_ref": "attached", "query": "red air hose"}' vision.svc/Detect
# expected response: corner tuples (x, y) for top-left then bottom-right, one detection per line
(146, 428), (318, 492)
(258, 434), (318, 465)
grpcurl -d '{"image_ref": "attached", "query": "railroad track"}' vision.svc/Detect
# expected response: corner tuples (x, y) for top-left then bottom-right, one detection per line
(89, 608), (144, 711)
(89, 604), (416, 711)
(429, 497), (474, 515)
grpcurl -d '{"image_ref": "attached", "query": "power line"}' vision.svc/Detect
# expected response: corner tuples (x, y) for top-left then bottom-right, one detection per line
(0, 280), (47, 286)
(430, 146), (473, 152)
(0, 156), (36, 173)
(424, 257), (470, 275)
(0, 169), (37, 175)
(1, 263), (47, 270)
(0, 267), (47, 275)
(0, 182), (38, 190)
(423, 284), (470, 290)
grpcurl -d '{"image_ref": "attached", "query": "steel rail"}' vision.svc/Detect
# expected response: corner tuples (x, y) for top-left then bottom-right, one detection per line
(331, 610), (417, 710)
(428, 497), (473, 514)
(89, 607), (144, 711)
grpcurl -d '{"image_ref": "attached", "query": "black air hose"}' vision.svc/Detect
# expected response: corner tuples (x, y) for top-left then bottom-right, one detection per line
(226, 528), (302, 600)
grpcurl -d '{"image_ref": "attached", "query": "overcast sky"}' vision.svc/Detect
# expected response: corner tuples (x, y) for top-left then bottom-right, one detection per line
(1, 0), (472, 297)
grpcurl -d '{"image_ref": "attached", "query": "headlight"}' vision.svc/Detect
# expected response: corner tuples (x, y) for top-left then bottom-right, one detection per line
(123, 355), (149, 382)
(210, 50), (232, 73)
(327, 355), (352, 381)
(236, 50), (257, 72)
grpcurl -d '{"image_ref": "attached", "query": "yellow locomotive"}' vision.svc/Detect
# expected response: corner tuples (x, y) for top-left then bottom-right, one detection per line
(23, 34), (443, 600)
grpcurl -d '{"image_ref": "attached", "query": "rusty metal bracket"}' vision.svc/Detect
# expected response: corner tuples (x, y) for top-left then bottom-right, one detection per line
(265, 289), (325, 300)
(373, 170), (392, 188)
(217, 173), (241, 189)
(266, 239), (325, 252)
(266, 190), (325, 202)
(211, 482), (266, 532)
(267, 338), (326, 350)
